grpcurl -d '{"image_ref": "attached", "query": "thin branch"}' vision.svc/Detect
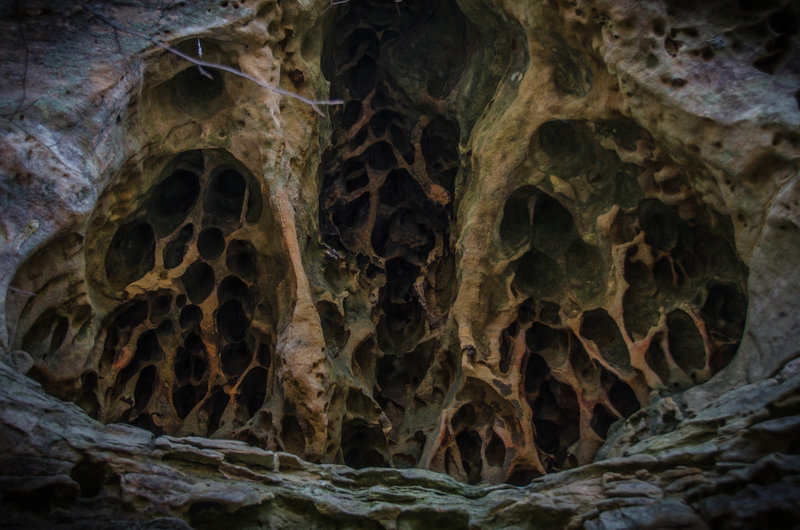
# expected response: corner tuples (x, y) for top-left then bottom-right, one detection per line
(322, 0), (351, 14)
(76, 1), (343, 116)
(6, 286), (36, 297)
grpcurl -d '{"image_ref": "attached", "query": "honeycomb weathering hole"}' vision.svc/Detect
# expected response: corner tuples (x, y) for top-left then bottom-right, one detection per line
(105, 221), (156, 288)
(150, 170), (200, 235)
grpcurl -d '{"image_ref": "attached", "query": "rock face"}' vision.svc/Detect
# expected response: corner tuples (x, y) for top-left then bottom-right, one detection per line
(1, 0), (799, 527)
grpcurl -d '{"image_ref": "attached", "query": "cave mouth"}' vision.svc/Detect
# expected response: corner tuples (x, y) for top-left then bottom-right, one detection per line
(3, 0), (751, 489)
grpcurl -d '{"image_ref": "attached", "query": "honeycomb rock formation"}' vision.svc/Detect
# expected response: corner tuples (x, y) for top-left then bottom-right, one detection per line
(1, 0), (799, 527)
(84, 149), (282, 438)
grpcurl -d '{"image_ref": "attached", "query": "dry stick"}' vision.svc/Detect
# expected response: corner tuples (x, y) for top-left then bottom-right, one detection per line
(6, 286), (36, 297)
(77, 1), (343, 116)
(322, 1), (350, 14)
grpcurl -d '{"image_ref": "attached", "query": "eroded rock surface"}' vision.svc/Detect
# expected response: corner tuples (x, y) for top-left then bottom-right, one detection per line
(1, 0), (799, 527)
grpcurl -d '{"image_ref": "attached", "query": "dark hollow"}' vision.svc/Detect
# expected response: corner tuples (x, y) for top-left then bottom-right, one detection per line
(150, 294), (172, 320)
(206, 169), (246, 222)
(198, 227), (226, 260)
(70, 458), (105, 498)
(182, 261), (215, 305)
(666, 309), (706, 374)
(378, 169), (425, 208)
(333, 192), (371, 230)
(179, 305), (203, 330)
(590, 404), (616, 438)
(639, 199), (684, 252)
(226, 240), (258, 282)
(342, 420), (387, 469)
(344, 160), (369, 193)
(317, 301), (348, 353)
(365, 142), (396, 172)
(338, 28), (379, 67)
(456, 430), (482, 484)
(645, 337), (672, 385)
(245, 182), (263, 224)
(702, 283), (747, 341)
(135, 330), (162, 363)
(421, 118), (459, 178)
(608, 379), (640, 418)
(218, 275), (252, 307)
(485, 431), (506, 468)
(171, 66), (225, 108)
(174, 332), (208, 385)
(150, 170), (200, 236)
(385, 258), (420, 303)
(105, 221), (155, 288)
(239, 367), (268, 416)
(565, 240), (604, 300)
(217, 299), (251, 342)
(21, 309), (68, 356)
(499, 190), (532, 250)
(531, 193), (575, 257)
(172, 382), (208, 420)
(346, 56), (379, 99)
(580, 309), (631, 371)
(534, 120), (597, 179)
(133, 365), (157, 412)
(339, 100), (363, 129)
(257, 343), (271, 368)
(221, 341), (252, 379)
(281, 415), (305, 455)
(523, 352), (550, 394)
(513, 249), (564, 299)
(376, 300), (425, 354)
(115, 299), (149, 329)
(204, 386), (230, 436)
(533, 418), (560, 455)
(526, 323), (569, 361)
(163, 224), (194, 269)
(370, 109), (403, 137)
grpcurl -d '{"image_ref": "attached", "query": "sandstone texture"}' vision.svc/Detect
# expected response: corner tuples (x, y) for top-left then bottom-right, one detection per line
(0, 0), (799, 528)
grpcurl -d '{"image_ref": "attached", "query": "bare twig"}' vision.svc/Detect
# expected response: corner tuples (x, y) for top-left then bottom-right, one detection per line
(76, 1), (343, 115)
(7, 286), (36, 297)
(322, 0), (351, 14)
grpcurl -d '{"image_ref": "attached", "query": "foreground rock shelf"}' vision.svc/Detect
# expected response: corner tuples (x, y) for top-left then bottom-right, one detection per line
(2, 357), (799, 528)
